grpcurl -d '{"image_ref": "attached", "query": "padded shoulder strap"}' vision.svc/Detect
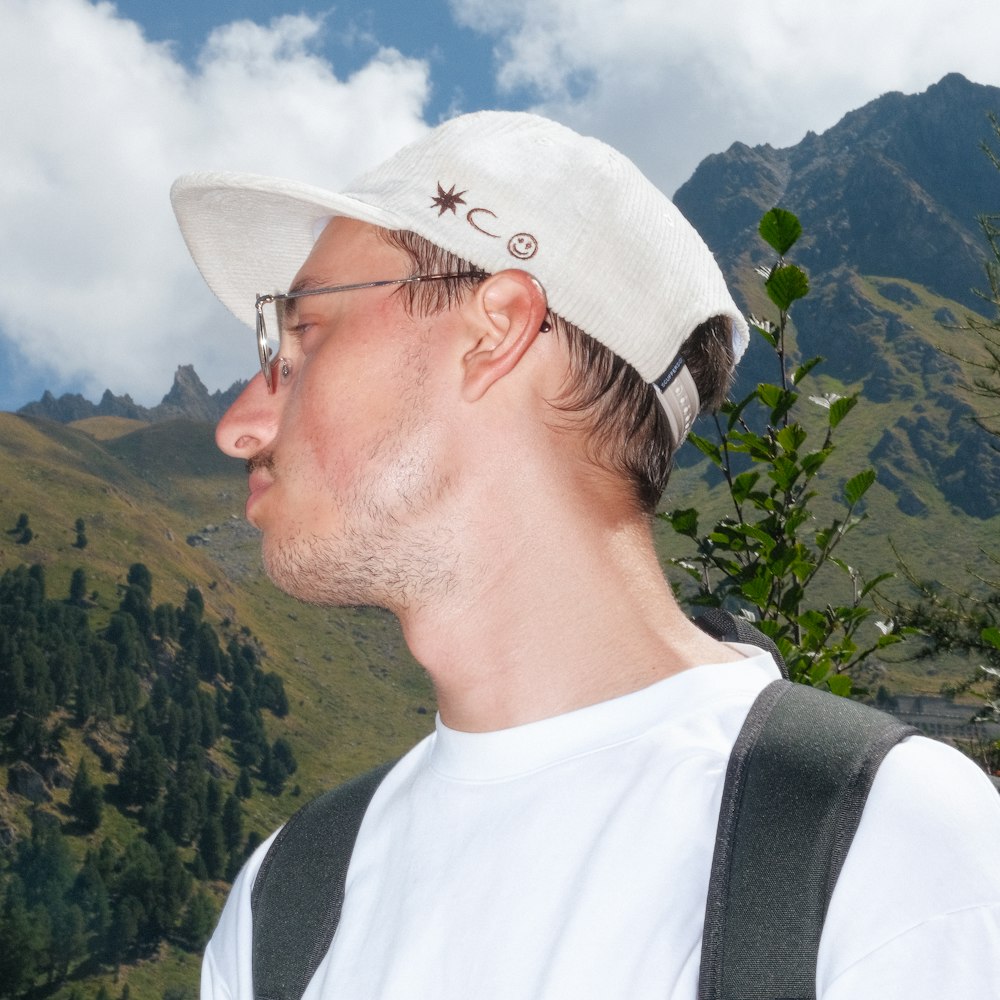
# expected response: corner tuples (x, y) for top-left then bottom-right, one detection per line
(251, 759), (396, 1000)
(698, 680), (917, 1000)
(694, 609), (788, 678)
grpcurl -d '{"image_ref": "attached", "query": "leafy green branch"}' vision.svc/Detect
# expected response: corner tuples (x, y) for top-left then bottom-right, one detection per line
(664, 208), (907, 693)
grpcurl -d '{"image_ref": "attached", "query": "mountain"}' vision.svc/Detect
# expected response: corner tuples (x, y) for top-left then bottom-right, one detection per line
(16, 78), (1000, 524)
(3, 73), (1000, 1000)
(17, 364), (246, 425)
(673, 73), (1000, 519)
(676, 73), (997, 311)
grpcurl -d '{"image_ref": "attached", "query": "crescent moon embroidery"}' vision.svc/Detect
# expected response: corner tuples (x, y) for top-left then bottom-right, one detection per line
(466, 207), (500, 238)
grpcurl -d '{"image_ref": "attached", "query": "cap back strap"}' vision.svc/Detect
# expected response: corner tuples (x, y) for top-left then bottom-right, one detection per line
(654, 356), (700, 447)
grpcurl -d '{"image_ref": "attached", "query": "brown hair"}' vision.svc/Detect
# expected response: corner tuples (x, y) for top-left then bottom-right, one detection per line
(378, 228), (735, 514)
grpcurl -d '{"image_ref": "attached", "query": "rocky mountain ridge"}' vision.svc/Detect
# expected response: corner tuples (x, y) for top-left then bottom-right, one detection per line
(674, 73), (1000, 520)
(15, 75), (1000, 519)
(675, 73), (999, 312)
(18, 364), (245, 425)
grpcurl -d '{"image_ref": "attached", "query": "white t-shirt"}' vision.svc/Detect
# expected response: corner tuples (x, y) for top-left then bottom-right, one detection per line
(203, 650), (1000, 1000)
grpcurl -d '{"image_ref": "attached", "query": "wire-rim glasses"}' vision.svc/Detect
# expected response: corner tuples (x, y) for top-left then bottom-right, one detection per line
(253, 272), (484, 391)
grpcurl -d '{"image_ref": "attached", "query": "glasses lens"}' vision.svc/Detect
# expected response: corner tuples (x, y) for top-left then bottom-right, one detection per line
(255, 300), (281, 390)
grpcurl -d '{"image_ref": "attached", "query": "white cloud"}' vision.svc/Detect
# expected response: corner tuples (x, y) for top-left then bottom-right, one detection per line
(451, 0), (1000, 194)
(0, 0), (431, 406)
(5, 0), (998, 410)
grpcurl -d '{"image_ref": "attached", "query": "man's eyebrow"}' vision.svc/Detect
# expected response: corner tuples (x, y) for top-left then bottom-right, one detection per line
(287, 275), (333, 296)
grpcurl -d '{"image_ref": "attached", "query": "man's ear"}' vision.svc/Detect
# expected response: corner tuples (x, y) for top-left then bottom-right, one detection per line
(461, 270), (549, 402)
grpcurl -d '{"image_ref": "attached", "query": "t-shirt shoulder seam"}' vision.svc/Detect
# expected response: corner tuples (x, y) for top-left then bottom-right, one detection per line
(823, 900), (1000, 988)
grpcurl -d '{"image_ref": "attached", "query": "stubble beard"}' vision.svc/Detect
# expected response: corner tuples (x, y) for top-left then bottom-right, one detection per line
(255, 423), (459, 616)
(263, 518), (457, 615)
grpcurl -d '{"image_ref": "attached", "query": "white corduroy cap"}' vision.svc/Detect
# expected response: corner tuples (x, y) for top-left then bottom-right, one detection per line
(171, 111), (748, 444)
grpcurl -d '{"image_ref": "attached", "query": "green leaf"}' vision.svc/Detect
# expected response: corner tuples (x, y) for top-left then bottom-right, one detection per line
(800, 449), (831, 477)
(826, 673), (853, 698)
(860, 572), (895, 599)
(756, 383), (798, 424)
(807, 660), (831, 686)
(768, 456), (801, 491)
(802, 608), (830, 628)
(757, 383), (782, 409)
(687, 433), (722, 464)
(668, 508), (699, 538)
(750, 316), (779, 348)
(731, 471), (762, 504)
(792, 356), (824, 385)
(725, 392), (757, 431)
(775, 424), (807, 455)
(844, 469), (876, 506)
(982, 626), (1000, 651)
(742, 525), (777, 554)
(741, 573), (771, 606)
(765, 264), (810, 311)
(740, 432), (779, 462)
(830, 556), (854, 576)
(876, 633), (903, 649)
(759, 208), (802, 255)
(828, 395), (858, 428)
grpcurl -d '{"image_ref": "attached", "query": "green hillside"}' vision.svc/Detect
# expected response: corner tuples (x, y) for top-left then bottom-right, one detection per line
(3, 300), (996, 999)
(0, 413), (435, 1000)
(663, 263), (1000, 695)
(5, 72), (1000, 1000)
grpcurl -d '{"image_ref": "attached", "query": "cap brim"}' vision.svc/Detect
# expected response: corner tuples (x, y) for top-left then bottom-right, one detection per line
(170, 172), (408, 329)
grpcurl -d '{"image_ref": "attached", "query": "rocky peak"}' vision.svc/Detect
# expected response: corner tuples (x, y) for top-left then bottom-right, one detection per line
(675, 73), (1000, 311)
(18, 366), (247, 425)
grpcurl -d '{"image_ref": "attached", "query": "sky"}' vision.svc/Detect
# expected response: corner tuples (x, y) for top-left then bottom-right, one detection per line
(3, 0), (1000, 412)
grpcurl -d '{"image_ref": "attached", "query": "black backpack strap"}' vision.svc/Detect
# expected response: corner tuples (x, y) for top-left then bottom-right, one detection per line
(694, 609), (788, 679)
(250, 759), (396, 1000)
(698, 679), (918, 1000)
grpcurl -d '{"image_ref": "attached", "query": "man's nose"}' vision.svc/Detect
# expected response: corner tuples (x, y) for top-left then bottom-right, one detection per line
(215, 370), (281, 459)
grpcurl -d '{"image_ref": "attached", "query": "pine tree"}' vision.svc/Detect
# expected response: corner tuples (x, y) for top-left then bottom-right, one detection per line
(221, 793), (244, 853)
(69, 567), (88, 604)
(198, 815), (226, 880)
(69, 759), (103, 831)
(0, 879), (40, 997)
(179, 890), (216, 950)
(105, 896), (143, 969)
(117, 733), (166, 807)
(235, 767), (253, 800)
(126, 563), (153, 599)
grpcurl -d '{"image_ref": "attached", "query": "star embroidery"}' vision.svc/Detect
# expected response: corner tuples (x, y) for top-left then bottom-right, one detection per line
(431, 182), (467, 216)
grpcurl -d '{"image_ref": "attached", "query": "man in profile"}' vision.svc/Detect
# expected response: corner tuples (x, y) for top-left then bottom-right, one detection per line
(172, 111), (1000, 999)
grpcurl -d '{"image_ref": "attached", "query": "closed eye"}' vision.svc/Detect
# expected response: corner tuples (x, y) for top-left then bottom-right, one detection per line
(283, 320), (318, 351)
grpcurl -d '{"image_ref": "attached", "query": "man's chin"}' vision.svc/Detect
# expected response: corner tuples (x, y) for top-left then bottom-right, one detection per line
(260, 539), (367, 610)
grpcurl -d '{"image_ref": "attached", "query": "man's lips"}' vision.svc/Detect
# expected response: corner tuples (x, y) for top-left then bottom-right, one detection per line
(246, 458), (276, 523)
(248, 468), (273, 498)
(246, 454), (275, 499)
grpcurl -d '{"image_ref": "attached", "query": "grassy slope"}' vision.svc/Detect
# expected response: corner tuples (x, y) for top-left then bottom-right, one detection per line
(4, 290), (997, 995)
(1, 413), (438, 794)
(1, 413), (436, 1000)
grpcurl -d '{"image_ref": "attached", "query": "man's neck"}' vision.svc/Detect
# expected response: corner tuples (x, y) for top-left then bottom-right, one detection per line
(397, 503), (744, 733)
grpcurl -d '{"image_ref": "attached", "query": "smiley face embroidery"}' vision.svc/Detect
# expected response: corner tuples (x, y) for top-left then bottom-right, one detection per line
(507, 232), (538, 260)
